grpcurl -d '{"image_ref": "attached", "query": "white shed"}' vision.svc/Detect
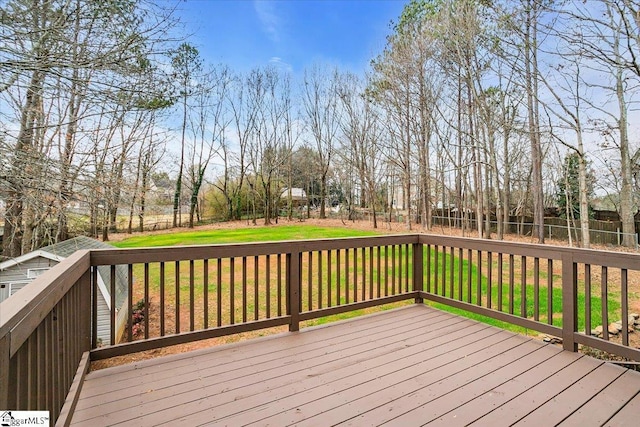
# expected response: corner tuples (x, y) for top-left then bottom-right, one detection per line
(0, 236), (128, 346)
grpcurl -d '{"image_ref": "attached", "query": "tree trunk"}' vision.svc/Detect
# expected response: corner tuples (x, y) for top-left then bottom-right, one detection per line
(3, 68), (45, 258)
(524, 0), (545, 243)
(617, 65), (636, 247)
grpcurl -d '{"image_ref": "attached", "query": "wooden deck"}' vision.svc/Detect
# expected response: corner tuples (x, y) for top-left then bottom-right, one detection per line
(70, 305), (640, 426)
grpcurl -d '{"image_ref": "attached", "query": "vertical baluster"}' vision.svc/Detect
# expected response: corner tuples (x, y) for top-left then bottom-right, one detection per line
(521, 256), (527, 318)
(61, 287), (70, 393)
(353, 248), (358, 302)
(308, 252), (313, 311)
(16, 338), (27, 409)
(584, 264), (591, 336)
(405, 243), (410, 293)
(266, 255), (271, 319)
(242, 256), (247, 323)
(92, 267), (98, 349)
(384, 246), (389, 296)
(230, 258), (235, 325)
(189, 260), (195, 331)
(509, 254), (514, 314)
(37, 314), (46, 409)
(621, 268), (629, 346)
(477, 251), (482, 306)
(534, 258), (540, 321)
(547, 259), (553, 325)
(369, 246), (374, 299)
(327, 250), (332, 307)
(62, 295), (69, 398)
(175, 261), (180, 333)
(345, 249), (350, 304)
(160, 262), (165, 336)
(434, 245), (439, 295)
(277, 254), (283, 317)
(145, 263), (150, 338)
(53, 306), (60, 411)
(254, 256), (259, 321)
(204, 259), (209, 329)
(426, 245), (431, 294)
(450, 247), (455, 299)
(498, 254), (503, 311)
(319, 251), (323, 309)
(337, 249), (342, 304)
(361, 247), (366, 301)
(458, 248), (463, 301)
(128, 265), (133, 342)
(441, 245), (446, 297)
(391, 246), (396, 295)
(377, 246), (381, 298)
(217, 259), (222, 327)
(397, 245), (402, 294)
(46, 314), (53, 411)
(110, 265), (116, 345)
(487, 252), (492, 309)
(601, 266), (608, 341)
(467, 249), (472, 303)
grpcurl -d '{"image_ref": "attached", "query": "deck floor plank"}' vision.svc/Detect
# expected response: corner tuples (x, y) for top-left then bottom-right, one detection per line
(358, 342), (565, 426)
(558, 369), (640, 426)
(430, 351), (602, 426)
(603, 388), (640, 426)
(469, 355), (603, 425)
(68, 305), (640, 427)
(511, 363), (627, 426)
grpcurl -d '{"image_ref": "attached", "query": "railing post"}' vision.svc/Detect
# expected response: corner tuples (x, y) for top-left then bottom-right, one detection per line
(288, 250), (301, 332)
(413, 242), (423, 303)
(562, 253), (578, 352)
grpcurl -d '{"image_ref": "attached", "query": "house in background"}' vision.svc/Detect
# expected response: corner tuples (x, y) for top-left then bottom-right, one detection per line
(0, 236), (128, 346)
(281, 187), (308, 208)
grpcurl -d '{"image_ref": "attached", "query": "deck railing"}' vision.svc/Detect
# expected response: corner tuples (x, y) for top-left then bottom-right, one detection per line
(88, 235), (421, 360)
(2, 233), (640, 425)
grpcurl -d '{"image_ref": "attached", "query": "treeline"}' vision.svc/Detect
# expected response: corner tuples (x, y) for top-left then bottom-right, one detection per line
(2, 0), (640, 259)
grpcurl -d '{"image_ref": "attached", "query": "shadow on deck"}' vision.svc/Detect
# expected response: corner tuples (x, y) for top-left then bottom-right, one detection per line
(70, 305), (640, 426)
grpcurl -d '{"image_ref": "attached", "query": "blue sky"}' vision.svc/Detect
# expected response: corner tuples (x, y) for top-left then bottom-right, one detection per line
(175, 0), (407, 74)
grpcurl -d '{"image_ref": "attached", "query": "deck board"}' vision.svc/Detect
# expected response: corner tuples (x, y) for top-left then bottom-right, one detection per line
(69, 305), (640, 426)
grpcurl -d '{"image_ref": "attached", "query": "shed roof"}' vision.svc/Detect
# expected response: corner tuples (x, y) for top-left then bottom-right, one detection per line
(3, 236), (128, 310)
(39, 235), (116, 257)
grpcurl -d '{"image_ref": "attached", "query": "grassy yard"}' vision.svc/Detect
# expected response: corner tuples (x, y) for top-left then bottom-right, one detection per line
(422, 249), (621, 335)
(112, 225), (623, 339)
(112, 225), (379, 248)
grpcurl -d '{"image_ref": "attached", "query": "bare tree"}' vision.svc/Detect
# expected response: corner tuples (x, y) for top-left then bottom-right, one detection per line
(246, 67), (293, 225)
(337, 73), (384, 228)
(302, 65), (340, 219)
(186, 65), (231, 227)
(170, 43), (202, 228)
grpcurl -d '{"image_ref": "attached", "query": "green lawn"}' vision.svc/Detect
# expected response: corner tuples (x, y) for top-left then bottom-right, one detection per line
(422, 248), (621, 334)
(113, 225), (624, 339)
(112, 225), (380, 248)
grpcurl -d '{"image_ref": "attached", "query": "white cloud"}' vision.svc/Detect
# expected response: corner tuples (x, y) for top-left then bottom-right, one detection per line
(269, 56), (293, 73)
(254, 1), (281, 43)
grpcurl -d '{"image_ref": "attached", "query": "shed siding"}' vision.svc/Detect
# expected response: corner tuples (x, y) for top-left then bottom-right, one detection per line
(0, 258), (55, 287)
(1, 250), (128, 348)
